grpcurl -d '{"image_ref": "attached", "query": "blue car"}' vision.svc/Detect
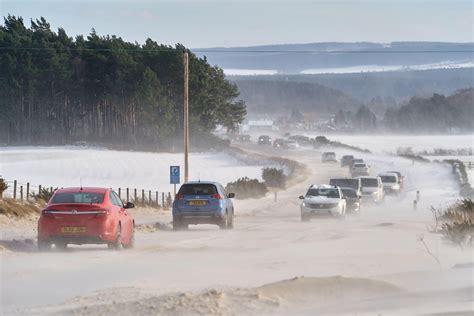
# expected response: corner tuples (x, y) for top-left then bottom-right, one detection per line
(172, 181), (235, 230)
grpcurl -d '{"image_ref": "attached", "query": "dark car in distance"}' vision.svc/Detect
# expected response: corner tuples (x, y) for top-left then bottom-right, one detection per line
(273, 138), (286, 148)
(258, 135), (272, 145)
(341, 155), (354, 167)
(340, 187), (361, 213)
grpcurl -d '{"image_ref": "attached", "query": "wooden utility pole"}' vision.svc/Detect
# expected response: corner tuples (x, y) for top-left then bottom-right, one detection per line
(183, 51), (189, 183)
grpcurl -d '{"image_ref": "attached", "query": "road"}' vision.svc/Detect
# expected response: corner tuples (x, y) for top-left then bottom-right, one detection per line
(1, 145), (472, 315)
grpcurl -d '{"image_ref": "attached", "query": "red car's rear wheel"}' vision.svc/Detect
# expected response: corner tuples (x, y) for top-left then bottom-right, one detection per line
(38, 240), (52, 251)
(108, 224), (122, 250)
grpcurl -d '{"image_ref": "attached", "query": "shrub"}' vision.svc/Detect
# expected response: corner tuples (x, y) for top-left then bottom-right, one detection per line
(0, 177), (9, 198)
(262, 167), (286, 189)
(396, 147), (429, 162)
(32, 188), (55, 202)
(315, 136), (330, 146)
(225, 177), (267, 200)
(434, 199), (474, 246)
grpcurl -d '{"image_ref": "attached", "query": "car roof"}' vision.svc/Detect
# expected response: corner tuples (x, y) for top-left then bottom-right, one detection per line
(387, 171), (402, 175)
(185, 181), (221, 186)
(55, 187), (109, 194)
(340, 187), (356, 191)
(378, 173), (398, 177)
(309, 184), (338, 189)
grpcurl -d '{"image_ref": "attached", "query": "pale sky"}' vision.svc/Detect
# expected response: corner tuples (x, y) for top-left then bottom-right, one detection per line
(1, 0), (473, 47)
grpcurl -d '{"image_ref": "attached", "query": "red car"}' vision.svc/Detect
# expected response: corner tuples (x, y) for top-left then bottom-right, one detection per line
(38, 187), (135, 251)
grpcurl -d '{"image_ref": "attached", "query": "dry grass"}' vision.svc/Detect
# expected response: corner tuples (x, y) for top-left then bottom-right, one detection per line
(433, 199), (474, 247)
(0, 198), (44, 218)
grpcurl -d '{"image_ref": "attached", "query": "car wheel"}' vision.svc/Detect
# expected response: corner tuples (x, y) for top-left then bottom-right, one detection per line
(301, 214), (310, 222)
(123, 225), (135, 249)
(219, 213), (229, 229)
(173, 217), (188, 231)
(38, 240), (51, 251)
(108, 224), (122, 250)
(227, 212), (234, 229)
(55, 241), (68, 251)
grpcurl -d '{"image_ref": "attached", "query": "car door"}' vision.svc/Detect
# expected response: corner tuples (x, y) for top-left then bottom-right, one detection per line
(377, 178), (384, 199)
(219, 185), (232, 215)
(110, 191), (131, 240)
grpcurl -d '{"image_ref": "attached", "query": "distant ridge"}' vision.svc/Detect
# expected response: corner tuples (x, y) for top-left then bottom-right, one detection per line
(193, 42), (474, 74)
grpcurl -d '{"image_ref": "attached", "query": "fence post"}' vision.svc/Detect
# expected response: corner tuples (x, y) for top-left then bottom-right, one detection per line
(50, 187), (53, 193)
(155, 191), (159, 206)
(141, 189), (145, 204)
(20, 185), (23, 201)
(162, 192), (165, 208)
(148, 190), (151, 205)
(39, 185), (42, 196)
(167, 192), (172, 208)
(13, 180), (17, 199)
(118, 188), (121, 199)
(26, 183), (30, 201)
(126, 188), (129, 202)
(134, 188), (137, 202)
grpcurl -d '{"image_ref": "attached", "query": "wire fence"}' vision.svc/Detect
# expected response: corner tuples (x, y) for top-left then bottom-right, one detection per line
(1, 180), (172, 209)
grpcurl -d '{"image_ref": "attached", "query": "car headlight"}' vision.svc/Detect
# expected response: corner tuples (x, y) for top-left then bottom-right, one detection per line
(372, 192), (378, 195)
(302, 202), (306, 207)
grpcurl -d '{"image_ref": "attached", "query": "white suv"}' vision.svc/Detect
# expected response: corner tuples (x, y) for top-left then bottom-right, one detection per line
(299, 185), (346, 221)
(351, 163), (370, 177)
(378, 173), (400, 195)
(359, 176), (384, 203)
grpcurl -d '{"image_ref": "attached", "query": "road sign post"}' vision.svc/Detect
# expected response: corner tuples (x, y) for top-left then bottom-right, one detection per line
(170, 166), (180, 196)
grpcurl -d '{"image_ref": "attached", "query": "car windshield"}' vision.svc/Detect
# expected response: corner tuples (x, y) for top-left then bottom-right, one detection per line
(51, 192), (104, 204)
(178, 184), (218, 195)
(306, 188), (340, 198)
(343, 156), (354, 160)
(361, 178), (378, 187)
(342, 189), (358, 198)
(354, 163), (366, 168)
(380, 176), (397, 183)
(330, 179), (359, 190)
(388, 171), (402, 178)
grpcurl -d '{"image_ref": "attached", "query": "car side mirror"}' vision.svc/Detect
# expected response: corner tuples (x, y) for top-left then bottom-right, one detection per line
(298, 195), (304, 199)
(124, 202), (135, 209)
(227, 193), (235, 198)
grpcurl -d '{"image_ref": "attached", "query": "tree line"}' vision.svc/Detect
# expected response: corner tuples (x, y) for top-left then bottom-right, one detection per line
(0, 16), (246, 149)
(383, 88), (473, 133)
(332, 88), (473, 133)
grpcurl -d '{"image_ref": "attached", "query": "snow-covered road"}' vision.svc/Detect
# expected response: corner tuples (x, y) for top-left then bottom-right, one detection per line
(1, 144), (472, 315)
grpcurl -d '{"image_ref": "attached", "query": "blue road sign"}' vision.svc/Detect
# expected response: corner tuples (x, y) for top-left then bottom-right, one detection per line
(170, 166), (180, 184)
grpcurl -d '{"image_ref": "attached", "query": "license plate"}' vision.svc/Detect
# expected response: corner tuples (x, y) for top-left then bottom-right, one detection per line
(61, 227), (86, 233)
(189, 200), (207, 206)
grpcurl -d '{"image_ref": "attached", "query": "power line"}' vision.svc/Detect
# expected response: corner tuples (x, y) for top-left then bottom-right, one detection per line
(0, 46), (472, 54)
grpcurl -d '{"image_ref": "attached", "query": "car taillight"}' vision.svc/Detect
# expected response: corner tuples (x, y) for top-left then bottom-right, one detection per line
(176, 194), (184, 200)
(95, 209), (110, 218)
(41, 209), (53, 218)
(212, 193), (222, 200)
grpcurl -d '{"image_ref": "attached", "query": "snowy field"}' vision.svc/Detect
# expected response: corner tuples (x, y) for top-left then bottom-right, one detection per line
(0, 146), (265, 196)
